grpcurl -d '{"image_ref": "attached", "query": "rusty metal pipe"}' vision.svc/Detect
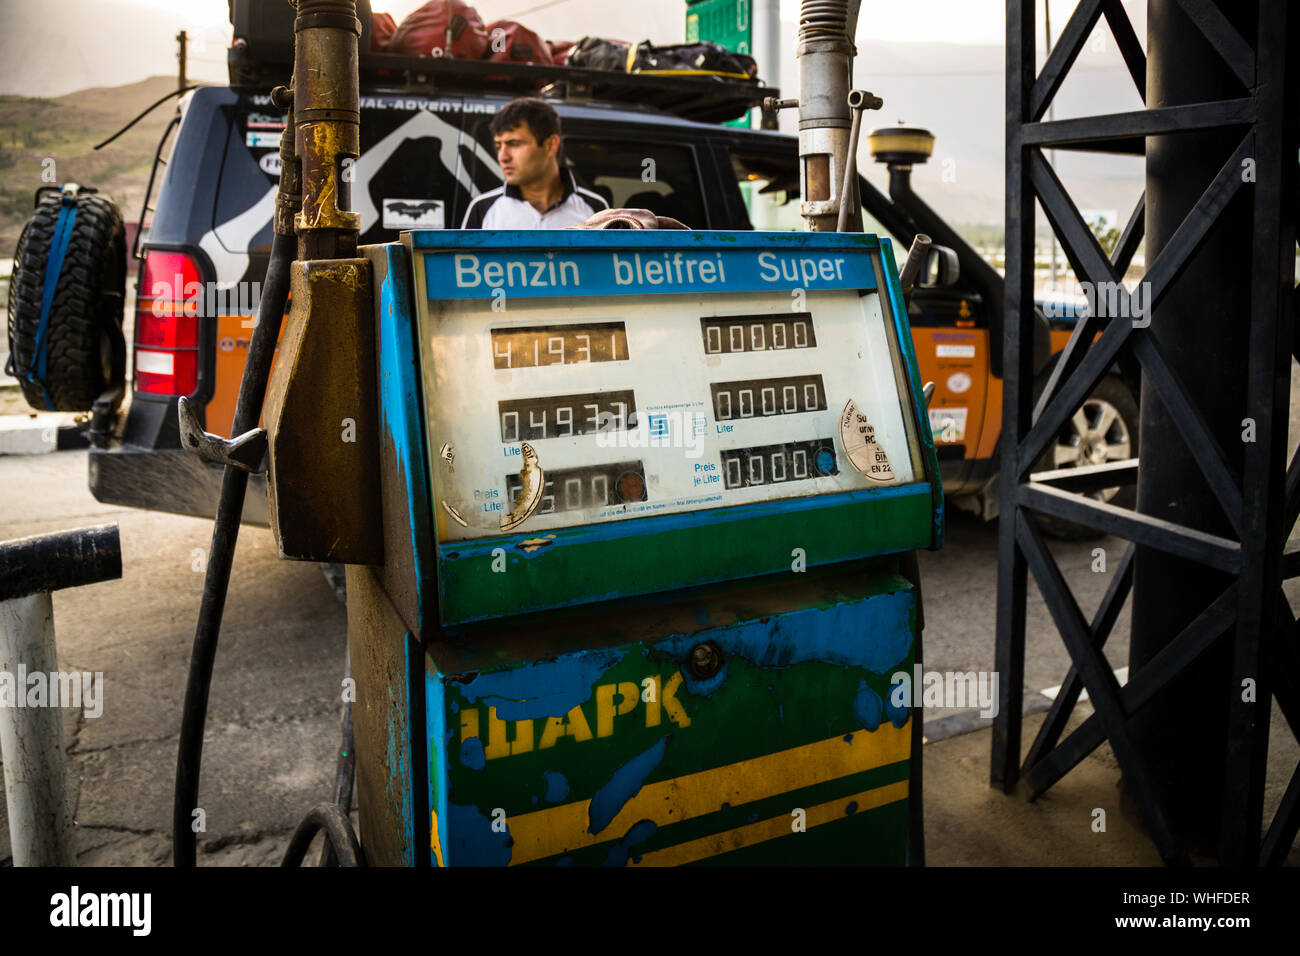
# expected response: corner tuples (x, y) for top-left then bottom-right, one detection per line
(293, 0), (362, 261)
(797, 0), (868, 231)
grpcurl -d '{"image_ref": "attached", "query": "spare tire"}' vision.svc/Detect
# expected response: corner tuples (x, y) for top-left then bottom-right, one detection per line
(6, 186), (127, 412)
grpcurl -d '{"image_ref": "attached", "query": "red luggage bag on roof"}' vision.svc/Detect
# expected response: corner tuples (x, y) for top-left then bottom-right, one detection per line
(547, 40), (575, 65)
(484, 20), (553, 65)
(387, 0), (489, 59)
(370, 11), (396, 51)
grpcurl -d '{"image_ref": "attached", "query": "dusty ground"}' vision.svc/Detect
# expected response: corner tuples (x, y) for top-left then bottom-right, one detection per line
(0, 450), (347, 866)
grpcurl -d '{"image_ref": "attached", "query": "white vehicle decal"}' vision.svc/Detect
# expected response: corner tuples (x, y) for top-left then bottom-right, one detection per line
(352, 109), (500, 229)
(200, 185), (277, 289)
(383, 198), (446, 230)
(197, 108), (501, 287)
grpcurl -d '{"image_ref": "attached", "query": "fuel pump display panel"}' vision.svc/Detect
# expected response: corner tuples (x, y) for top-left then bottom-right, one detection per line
(406, 231), (942, 623)
(420, 290), (919, 541)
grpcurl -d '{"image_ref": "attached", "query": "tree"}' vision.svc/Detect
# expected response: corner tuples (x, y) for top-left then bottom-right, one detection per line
(1089, 215), (1122, 257)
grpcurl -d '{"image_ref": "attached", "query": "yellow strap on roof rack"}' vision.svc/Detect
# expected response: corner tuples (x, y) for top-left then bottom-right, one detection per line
(633, 69), (754, 80)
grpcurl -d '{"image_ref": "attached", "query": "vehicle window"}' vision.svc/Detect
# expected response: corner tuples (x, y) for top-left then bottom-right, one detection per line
(355, 102), (470, 243)
(730, 150), (905, 250)
(563, 138), (709, 229)
(731, 151), (802, 231)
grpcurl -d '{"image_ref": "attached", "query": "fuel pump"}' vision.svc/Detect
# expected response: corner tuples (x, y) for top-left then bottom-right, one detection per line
(174, 0), (942, 867)
(343, 229), (941, 866)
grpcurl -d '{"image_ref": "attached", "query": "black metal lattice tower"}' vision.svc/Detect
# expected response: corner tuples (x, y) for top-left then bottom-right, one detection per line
(994, 0), (1299, 866)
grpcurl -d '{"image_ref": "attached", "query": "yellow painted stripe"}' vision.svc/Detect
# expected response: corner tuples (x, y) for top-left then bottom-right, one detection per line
(630, 779), (909, 867)
(431, 810), (444, 867)
(507, 722), (910, 865)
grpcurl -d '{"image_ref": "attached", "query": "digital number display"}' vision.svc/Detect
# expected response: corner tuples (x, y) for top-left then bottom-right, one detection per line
(492, 323), (628, 369)
(711, 374), (826, 420)
(701, 313), (817, 354)
(721, 438), (838, 490)
(499, 390), (637, 442)
(507, 461), (648, 515)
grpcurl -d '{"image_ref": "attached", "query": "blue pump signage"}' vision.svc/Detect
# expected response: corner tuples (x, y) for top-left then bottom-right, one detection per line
(412, 231), (881, 300)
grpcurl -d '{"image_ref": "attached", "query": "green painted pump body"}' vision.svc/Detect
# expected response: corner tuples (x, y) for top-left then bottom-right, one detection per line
(348, 230), (942, 867)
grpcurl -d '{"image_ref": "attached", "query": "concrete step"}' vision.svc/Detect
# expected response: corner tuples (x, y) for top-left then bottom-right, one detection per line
(0, 408), (89, 455)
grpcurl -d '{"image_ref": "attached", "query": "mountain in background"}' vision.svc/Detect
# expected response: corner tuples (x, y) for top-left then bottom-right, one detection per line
(0, 76), (180, 253)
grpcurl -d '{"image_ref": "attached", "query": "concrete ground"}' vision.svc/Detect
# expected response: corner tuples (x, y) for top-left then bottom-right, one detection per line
(0, 450), (346, 865)
(924, 702), (1300, 866)
(926, 709), (1166, 866)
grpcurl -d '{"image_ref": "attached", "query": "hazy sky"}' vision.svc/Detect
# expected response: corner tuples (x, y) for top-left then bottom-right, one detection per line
(0, 0), (1150, 96)
(100, 0), (1053, 46)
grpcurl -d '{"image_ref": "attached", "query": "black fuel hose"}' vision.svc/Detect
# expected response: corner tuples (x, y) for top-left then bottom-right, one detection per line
(172, 230), (296, 867)
(93, 85), (200, 151)
(282, 804), (363, 867)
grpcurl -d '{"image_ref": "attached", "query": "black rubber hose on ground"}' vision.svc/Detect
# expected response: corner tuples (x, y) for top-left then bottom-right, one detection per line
(318, 649), (356, 866)
(172, 230), (296, 867)
(334, 651), (355, 814)
(282, 804), (363, 868)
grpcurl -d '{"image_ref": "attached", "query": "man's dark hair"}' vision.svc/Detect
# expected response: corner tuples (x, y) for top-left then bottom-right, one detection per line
(490, 97), (561, 146)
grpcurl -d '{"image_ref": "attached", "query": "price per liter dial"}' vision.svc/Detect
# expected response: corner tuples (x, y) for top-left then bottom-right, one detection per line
(839, 400), (894, 482)
(500, 442), (544, 532)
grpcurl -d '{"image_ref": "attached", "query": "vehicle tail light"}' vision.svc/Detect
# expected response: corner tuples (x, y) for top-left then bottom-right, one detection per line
(135, 250), (201, 396)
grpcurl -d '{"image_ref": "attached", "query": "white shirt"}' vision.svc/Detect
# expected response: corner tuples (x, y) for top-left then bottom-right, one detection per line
(461, 168), (607, 228)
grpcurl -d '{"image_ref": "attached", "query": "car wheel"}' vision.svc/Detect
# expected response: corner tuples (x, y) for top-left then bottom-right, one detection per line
(1030, 374), (1140, 540)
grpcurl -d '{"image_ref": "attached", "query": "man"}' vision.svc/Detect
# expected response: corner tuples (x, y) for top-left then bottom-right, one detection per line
(461, 97), (607, 228)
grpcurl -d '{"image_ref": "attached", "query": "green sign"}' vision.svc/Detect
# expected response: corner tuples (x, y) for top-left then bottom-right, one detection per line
(686, 0), (751, 53)
(686, 0), (753, 128)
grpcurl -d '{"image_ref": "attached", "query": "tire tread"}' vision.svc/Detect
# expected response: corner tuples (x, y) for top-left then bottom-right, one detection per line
(7, 192), (126, 411)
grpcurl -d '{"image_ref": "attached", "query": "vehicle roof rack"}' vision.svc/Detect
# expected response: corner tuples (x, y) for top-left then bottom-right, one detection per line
(228, 46), (778, 126)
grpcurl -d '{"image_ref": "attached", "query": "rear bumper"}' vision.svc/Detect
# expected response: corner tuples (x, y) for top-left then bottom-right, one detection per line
(89, 444), (270, 525)
(88, 395), (269, 525)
